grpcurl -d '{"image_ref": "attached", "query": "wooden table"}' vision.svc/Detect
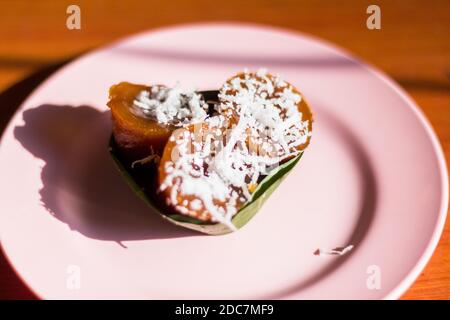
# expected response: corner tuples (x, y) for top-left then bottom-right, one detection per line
(0, 0), (448, 299)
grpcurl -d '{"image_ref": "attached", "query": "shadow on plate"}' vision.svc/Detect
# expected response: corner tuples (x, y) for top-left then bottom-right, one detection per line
(14, 104), (198, 246)
(0, 61), (75, 300)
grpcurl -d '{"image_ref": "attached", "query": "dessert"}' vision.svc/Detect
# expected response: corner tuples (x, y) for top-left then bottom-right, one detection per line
(108, 69), (313, 234)
(158, 115), (251, 230)
(107, 82), (209, 163)
(218, 69), (313, 163)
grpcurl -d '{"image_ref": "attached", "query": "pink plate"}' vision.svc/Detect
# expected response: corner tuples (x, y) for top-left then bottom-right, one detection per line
(0, 23), (447, 299)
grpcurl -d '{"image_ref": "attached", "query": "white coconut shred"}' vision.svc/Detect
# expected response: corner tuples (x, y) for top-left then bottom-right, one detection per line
(314, 245), (354, 256)
(132, 84), (209, 126)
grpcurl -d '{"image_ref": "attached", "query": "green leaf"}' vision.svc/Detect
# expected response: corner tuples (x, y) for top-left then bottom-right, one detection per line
(109, 136), (303, 235)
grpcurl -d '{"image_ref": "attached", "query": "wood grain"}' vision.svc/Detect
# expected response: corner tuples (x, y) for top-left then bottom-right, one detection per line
(0, 0), (448, 299)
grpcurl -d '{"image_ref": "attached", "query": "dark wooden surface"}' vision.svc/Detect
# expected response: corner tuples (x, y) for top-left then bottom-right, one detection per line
(0, 0), (449, 299)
